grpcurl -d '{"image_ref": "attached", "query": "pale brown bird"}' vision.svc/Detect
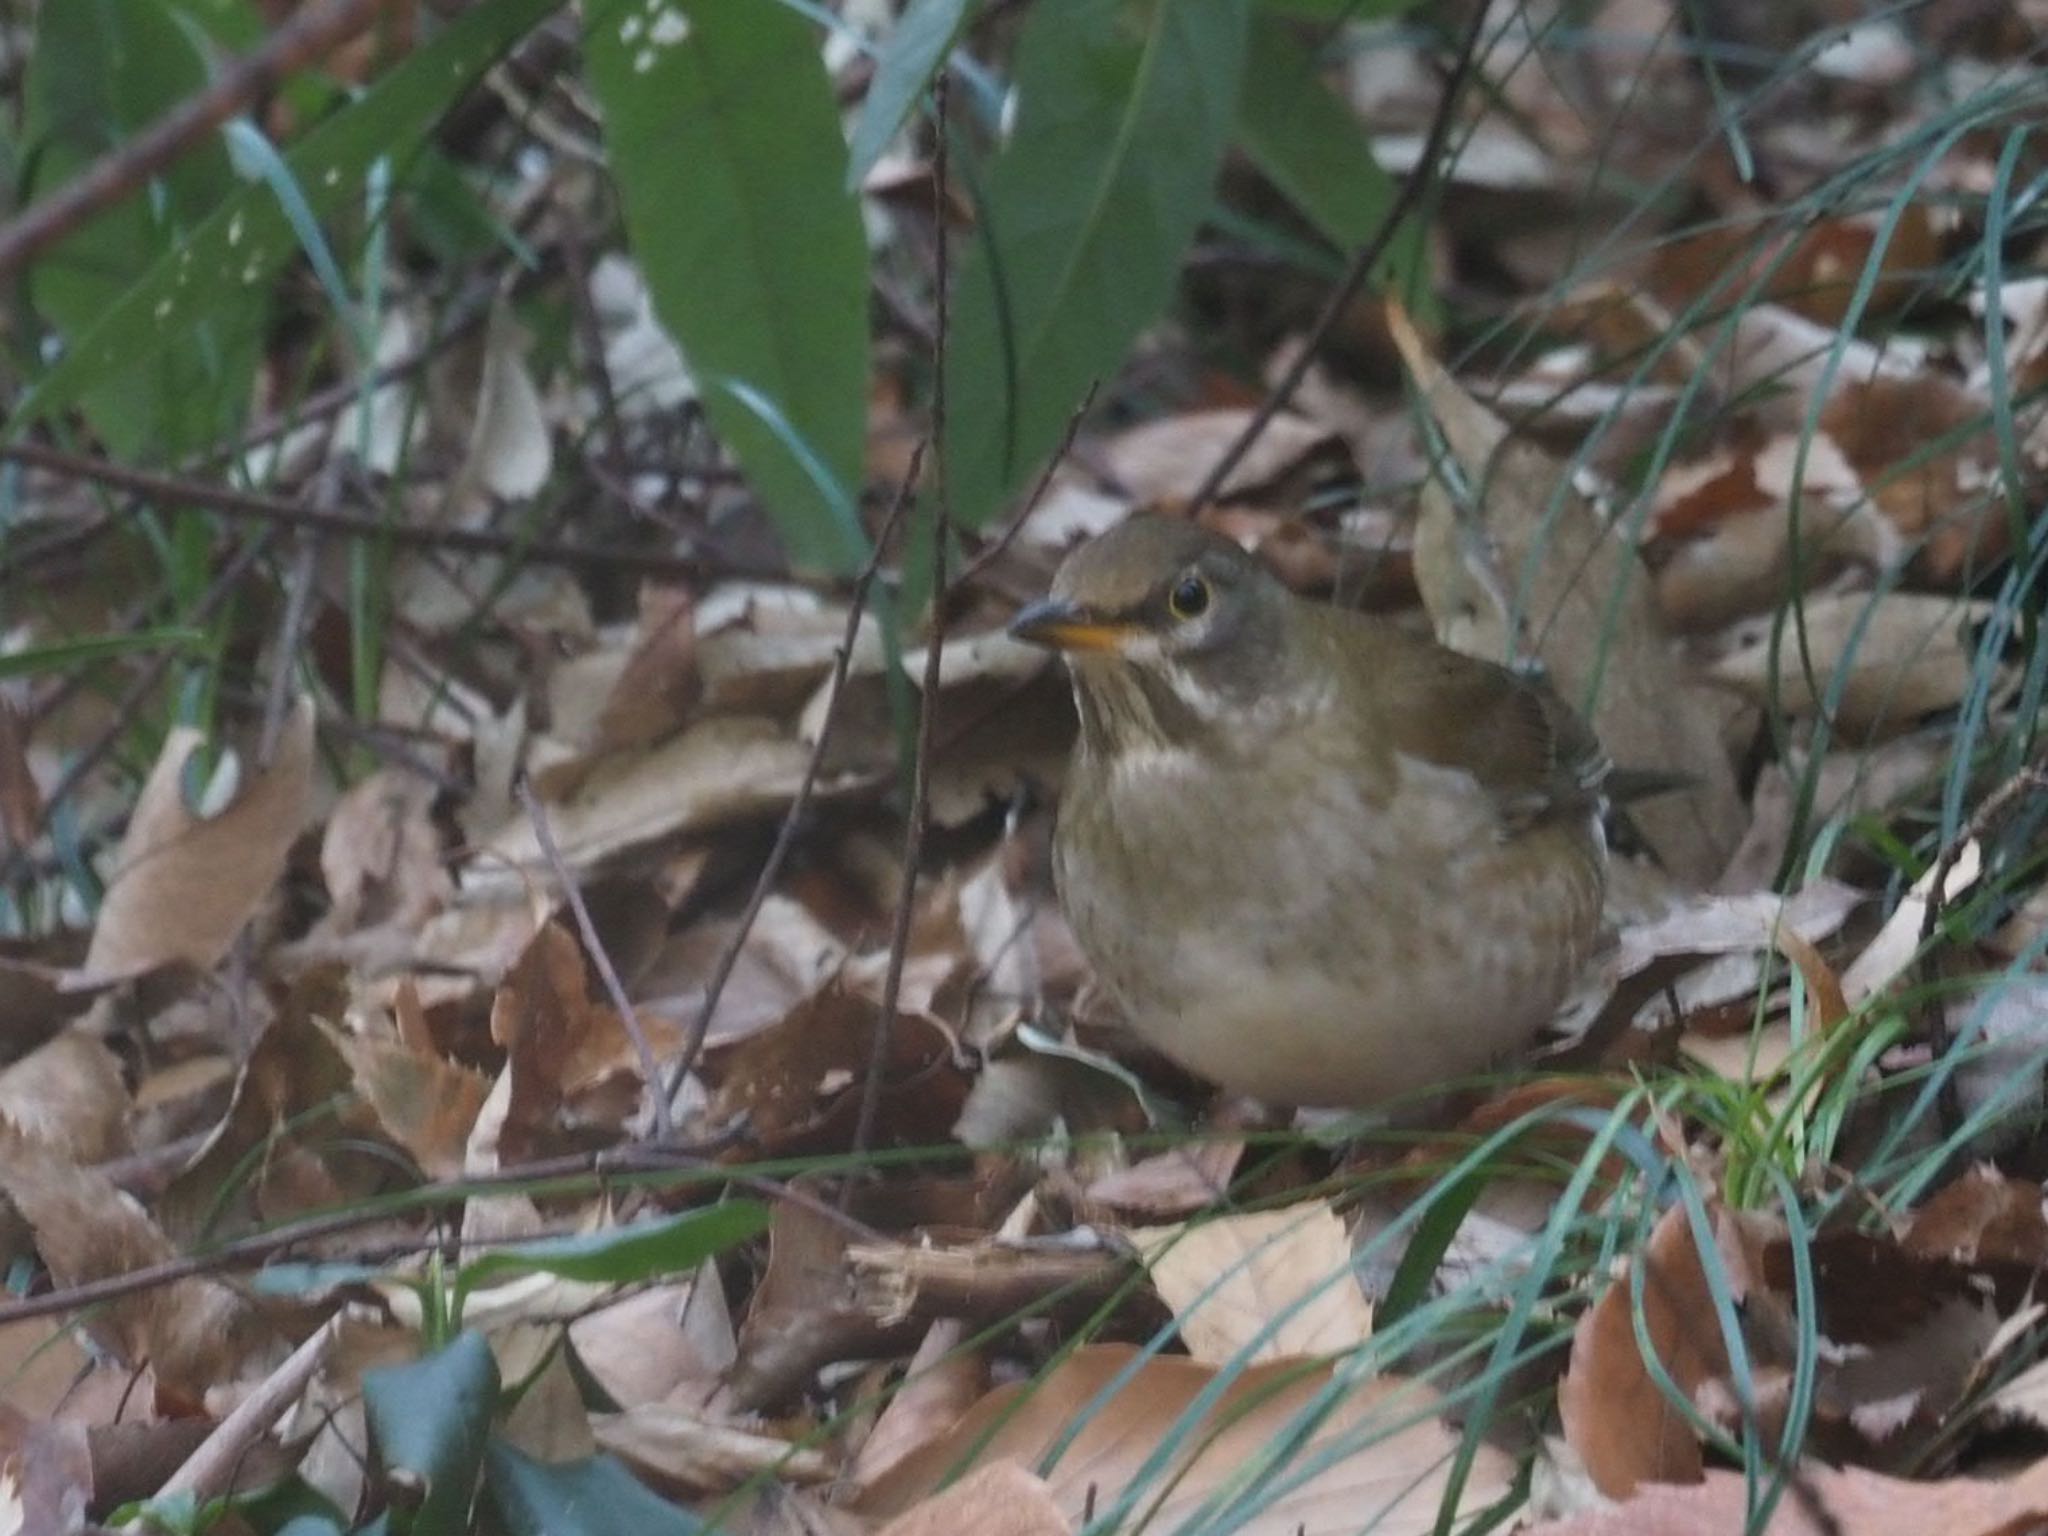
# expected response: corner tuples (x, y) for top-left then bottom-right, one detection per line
(1009, 516), (1609, 1109)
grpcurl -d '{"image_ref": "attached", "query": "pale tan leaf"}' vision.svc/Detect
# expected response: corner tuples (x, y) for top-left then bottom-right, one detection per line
(1523, 1456), (2048, 1536)
(1127, 1203), (1372, 1364)
(874, 1461), (1073, 1536)
(859, 1344), (1512, 1536)
(1388, 308), (1744, 884)
(1103, 409), (1342, 505)
(80, 696), (315, 980)
(0, 1030), (129, 1162)
(474, 716), (816, 882)
(1708, 592), (2004, 738)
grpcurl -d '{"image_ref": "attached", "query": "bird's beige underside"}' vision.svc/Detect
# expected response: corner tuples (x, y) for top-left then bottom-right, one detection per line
(1055, 743), (1605, 1108)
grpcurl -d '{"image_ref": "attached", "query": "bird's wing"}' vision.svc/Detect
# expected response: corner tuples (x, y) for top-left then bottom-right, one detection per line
(1337, 615), (1609, 833)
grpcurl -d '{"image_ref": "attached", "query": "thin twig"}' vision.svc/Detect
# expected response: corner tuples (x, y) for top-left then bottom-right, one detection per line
(848, 74), (954, 1188)
(950, 381), (1100, 594)
(1182, 1), (1491, 519)
(0, 441), (724, 580)
(515, 778), (675, 1141)
(0, 0), (398, 280)
(661, 452), (926, 1108)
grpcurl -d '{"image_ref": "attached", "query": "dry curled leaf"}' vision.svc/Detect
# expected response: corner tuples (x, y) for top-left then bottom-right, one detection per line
(80, 696), (315, 981)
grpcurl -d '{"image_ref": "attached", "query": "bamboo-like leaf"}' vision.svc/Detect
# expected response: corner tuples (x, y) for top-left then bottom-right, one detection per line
(13, 0), (558, 437)
(586, 0), (870, 572)
(944, 0), (1250, 528)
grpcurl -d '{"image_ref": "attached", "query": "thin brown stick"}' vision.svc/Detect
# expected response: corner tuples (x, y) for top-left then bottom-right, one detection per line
(848, 74), (953, 1185)
(0, 0), (400, 280)
(515, 777), (675, 1141)
(1182, 2), (1491, 519)
(951, 381), (1099, 594)
(0, 441), (719, 580)
(661, 452), (926, 1107)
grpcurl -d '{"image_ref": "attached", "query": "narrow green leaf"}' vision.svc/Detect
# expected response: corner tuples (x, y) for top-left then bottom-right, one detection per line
(0, 629), (201, 680)
(1236, 15), (1428, 307)
(585, 0), (870, 573)
(944, 0), (1251, 529)
(22, 0), (251, 456)
(485, 1440), (703, 1536)
(12, 0), (558, 435)
(845, 0), (976, 190)
(363, 1332), (499, 1536)
(453, 1201), (768, 1310)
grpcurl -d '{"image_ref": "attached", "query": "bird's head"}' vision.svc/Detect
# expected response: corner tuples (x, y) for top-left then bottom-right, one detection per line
(1009, 516), (1298, 752)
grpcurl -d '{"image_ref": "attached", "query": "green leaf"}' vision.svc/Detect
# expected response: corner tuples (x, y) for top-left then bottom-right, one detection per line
(12, 0), (558, 437)
(484, 1440), (703, 1536)
(453, 1201), (768, 1312)
(585, 0), (870, 573)
(362, 1332), (499, 1536)
(944, 0), (1251, 529)
(0, 629), (201, 680)
(22, 0), (253, 456)
(845, 0), (976, 190)
(1254, 0), (1422, 18)
(1236, 14), (1428, 307)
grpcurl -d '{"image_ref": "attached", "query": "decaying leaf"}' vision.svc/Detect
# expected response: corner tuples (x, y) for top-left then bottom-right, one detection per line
(1126, 1201), (1373, 1365)
(1389, 307), (1745, 884)
(860, 1343), (1515, 1536)
(80, 697), (316, 981)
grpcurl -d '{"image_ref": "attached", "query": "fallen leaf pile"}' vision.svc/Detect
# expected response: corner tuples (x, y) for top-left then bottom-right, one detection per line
(9, 2), (2048, 1533)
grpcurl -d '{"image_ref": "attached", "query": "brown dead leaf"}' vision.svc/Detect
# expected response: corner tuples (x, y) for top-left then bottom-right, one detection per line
(1523, 1456), (2048, 1536)
(699, 979), (966, 1158)
(475, 716), (816, 881)
(1085, 1138), (1244, 1219)
(0, 1029), (129, 1163)
(484, 921), (679, 1164)
(334, 1025), (492, 1181)
(156, 968), (389, 1243)
(80, 696), (315, 981)
(1103, 409), (1343, 506)
(874, 1461), (1073, 1536)
(859, 1343), (1514, 1536)
(317, 766), (450, 934)
(1559, 1200), (1729, 1497)
(1708, 592), (2005, 738)
(0, 1132), (266, 1400)
(849, 1320), (988, 1490)
(1901, 1165), (2048, 1269)
(1126, 1202), (1372, 1365)
(1388, 306), (1744, 884)
(1651, 205), (1942, 327)
(594, 582), (703, 753)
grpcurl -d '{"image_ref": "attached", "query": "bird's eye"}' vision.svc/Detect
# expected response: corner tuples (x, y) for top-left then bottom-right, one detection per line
(1167, 574), (1211, 621)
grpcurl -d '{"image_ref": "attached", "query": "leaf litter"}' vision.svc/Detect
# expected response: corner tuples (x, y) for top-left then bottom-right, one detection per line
(11, 1), (2048, 1532)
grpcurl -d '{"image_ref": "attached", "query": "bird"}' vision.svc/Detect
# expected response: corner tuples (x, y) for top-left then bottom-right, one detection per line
(1007, 514), (1610, 1110)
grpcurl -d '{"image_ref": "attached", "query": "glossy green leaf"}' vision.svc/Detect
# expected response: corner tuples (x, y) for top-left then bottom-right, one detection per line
(585, 0), (870, 572)
(1236, 14), (1428, 306)
(944, 0), (1250, 528)
(485, 1440), (703, 1536)
(454, 1201), (768, 1312)
(846, 0), (976, 190)
(22, 0), (251, 456)
(363, 1332), (499, 1536)
(12, 0), (557, 436)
